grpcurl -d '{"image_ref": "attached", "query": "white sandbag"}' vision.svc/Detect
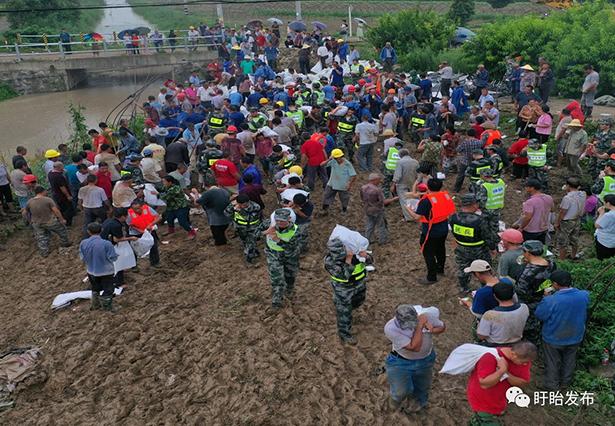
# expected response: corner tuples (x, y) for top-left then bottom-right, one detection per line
(51, 288), (123, 310)
(328, 225), (369, 254)
(310, 62), (323, 74)
(113, 241), (136, 275)
(144, 183), (166, 207)
(280, 188), (309, 202)
(130, 230), (154, 258)
(439, 343), (507, 381)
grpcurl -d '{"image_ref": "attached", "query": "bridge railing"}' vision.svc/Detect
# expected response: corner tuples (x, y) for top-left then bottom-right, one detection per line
(0, 35), (222, 60)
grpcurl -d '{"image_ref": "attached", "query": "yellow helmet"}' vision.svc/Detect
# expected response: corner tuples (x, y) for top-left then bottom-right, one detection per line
(288, 165), (303, 176)
(259, 98), (269, 105)
(331, 148), (344, 158)
(44, 149), (61, 159)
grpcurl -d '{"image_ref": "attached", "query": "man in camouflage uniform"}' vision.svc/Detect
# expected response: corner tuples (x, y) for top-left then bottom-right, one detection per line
(465, 149), (492, 194)
(197, 140), (224, 187)
(224, 194), (262, 264)
(262, 209), (301, 309)
(526, 139), (549, 192)
(475, 168), (506, 246)
(448, 194), (495, 293)
(336, 107), (359, 160)
(592, 160), (615, 204)
(324, 237), (368, 345)
(122, 154), (145, 184)
(588, 118), (615, 181)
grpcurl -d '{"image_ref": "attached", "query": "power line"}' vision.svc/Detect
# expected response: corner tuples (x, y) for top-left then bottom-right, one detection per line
(0, 0), (300, 14)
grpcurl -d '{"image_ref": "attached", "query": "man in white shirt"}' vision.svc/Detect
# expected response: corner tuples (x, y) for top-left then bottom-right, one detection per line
(78, 174), (111, 237)
(355, 114), (379, 171)
(140, 149), (163, 188)
(317, 44), (329, 69)
(478, 88), (495, 109)
(438, 61), (453, 97)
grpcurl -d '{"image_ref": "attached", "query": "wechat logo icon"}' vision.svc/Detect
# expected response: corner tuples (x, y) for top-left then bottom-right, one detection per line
(506, 386), (531, 408)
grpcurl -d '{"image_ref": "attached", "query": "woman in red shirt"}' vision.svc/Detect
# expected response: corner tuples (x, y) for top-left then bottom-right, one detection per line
(467, 342), (536, 425)
(508, 129), (530, 180)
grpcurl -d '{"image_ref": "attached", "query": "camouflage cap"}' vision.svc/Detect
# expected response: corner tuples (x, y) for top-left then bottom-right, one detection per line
(395, 304), (418, 330)
(606, 160), (615, 169)
(522, 240), (544, 255)
(273, 208), (292, 222)
(326, 238), (347, 259)
(598, 117), (613, 125)
(460, 193), (477, 206)
(479, 168), (493, 176)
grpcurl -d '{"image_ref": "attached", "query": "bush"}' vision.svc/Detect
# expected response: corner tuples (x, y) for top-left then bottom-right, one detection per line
(367, 9), (455, 62)
(462, 1), (615, 97)
(448, 0), (475, 25)
(0, 83), (18, 102)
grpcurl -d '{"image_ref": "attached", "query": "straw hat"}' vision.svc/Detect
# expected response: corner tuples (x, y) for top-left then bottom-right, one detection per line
(566, 119), (583, 128)
(520, 64), (534, 71)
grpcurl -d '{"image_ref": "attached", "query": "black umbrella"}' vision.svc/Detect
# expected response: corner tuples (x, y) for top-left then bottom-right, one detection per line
(288, 21), (307, 32)
(133, 26), (151, 35)
(118, 29), (134, 39)
(247, 20), (263, 30)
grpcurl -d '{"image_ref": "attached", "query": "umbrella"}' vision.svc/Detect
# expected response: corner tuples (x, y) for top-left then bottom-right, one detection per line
(247, 20), (263, 30)
(452, 27), (476, 45)
(354, 18), (368, 25)
(133, 26), (151, 35)
(267, 17), (283, 25)
(85, 32), (104, 41)
(312, 21), (327, 30)
(288, 21), (307, 32)
(118, 29), (135, 39)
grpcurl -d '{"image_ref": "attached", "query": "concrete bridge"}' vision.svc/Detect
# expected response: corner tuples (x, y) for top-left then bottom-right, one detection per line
(0, 49), (219, 94)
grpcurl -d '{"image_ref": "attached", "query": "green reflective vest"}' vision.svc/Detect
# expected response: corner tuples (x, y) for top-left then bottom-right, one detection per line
(527, 145), (547, 167)
(330, 262), (367, 284)
(208, 115), (224, 129)
(350, 64), (363, 75)
(410, 115), (426, 128)
(266, 224), (297, 252)
(337, 117), (355, 133)
(233, 211), (260, 226)
(385, 147), (401, 171)
(482, 179), (505, 210)
(599, 175), (615, 202)
(313, 90), (325, 106)
(286, 110), (304, 128)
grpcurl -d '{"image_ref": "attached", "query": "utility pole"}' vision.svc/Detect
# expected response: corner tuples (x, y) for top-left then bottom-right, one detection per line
(295, 0), (302, 21)
(348, 5), (353, 38)
(216, 3), (224, 26)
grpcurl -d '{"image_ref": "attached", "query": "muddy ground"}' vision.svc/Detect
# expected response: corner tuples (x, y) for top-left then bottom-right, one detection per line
(0, 137), (601, 425)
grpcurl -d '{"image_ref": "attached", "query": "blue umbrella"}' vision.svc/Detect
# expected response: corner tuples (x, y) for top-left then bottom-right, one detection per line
(312, 21), (327, 31)
(288, 21), (307, 32)
(453, 27), (476, 45)
(118, 29), (135, 39)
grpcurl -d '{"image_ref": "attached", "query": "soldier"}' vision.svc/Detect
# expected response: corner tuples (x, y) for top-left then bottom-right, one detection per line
(592, 160), (615, 203)
(588, 117), (615, 180)
(286, 101), (305, 132)
(207, 108), (227, 138)
(197, 140), (224, 187)
(262, 208), (301, 310)
(24, 185), (71, 257)
(382, 138), (403, 198)
(485, 145), (504, 178)
(475, 168), (506, 244)
(525, 139), (549, 191)
(408, 106), (427, 144)
(324, 237), (368, 345)
(449, 194), (495, 294)
(465, 149), (491, 193)
(336, 106), (359, 160)
(248, 107), (268, 132)
(225, 193), (262, 264)
(122, 153), (145, 184)
(310, 82), (325, 107)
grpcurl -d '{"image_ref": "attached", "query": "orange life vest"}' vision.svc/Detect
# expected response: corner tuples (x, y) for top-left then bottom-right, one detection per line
(483, 129), (501, 147)
(418, 191), (456, 224)
(128, 205), (157, 233)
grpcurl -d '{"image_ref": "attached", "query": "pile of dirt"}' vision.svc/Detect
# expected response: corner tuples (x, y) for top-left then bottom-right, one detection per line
(0, 148), (584, 424)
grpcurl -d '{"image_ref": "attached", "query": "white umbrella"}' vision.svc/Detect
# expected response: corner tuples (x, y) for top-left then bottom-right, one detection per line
(354, 18), (368, 25)
(267, 17), (283, 25)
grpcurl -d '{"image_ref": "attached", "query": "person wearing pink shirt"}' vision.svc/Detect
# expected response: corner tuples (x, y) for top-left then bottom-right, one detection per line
(533, 104), (553, 144)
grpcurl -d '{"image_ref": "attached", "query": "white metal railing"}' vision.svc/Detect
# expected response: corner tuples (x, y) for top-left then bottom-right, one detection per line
(0, 35), (223, 60)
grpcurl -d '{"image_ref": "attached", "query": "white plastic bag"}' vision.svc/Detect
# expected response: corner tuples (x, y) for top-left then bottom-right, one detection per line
(144, 183), (166, 207)
(113, 241), (136, 275)
(439, 343), (506, 380)
(130, 230), (154, 258)
(328, 225), (369, 254)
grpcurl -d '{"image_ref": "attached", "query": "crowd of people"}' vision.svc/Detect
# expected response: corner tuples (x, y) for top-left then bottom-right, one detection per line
(2, 30), (615, 424)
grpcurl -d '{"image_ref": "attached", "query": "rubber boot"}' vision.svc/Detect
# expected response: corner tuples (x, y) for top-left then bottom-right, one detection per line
(100, 295), (115, 313)
(90, 292), (101, 311)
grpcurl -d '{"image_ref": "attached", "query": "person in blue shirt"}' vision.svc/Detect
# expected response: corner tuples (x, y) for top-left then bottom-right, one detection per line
(418, 74), (433, 101)
(247, 91), (264, 109)
(535, 270), (590, 391)
(379, 42), (397, 72)
(510, 62), (522, 100)
(451, 80), (469, 117)
(59, 29), (72, 54)
(239, 156), (262, 189)
(229, 91), (243, 107)
(65, 154), (82, 210)
(321, 127), (336, 156)
(273, 89), (290, 109)
(228, 105), (245, 128)
(337, 40), (349, 64)
(79, 222), (118, 311)
(254, 61), (276, 81)
(323, 82), (336, 102)
(116, 128), (140, 156)
(474, 64), (489, 101)
(264, 44), (279, 71)
(330, 61), (345, 88)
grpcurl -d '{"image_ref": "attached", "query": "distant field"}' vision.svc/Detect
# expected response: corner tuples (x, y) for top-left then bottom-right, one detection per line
(128, 0), (550, 32)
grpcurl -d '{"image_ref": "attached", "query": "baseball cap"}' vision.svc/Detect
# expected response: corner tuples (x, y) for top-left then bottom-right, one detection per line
(142, 149), (153, 157)
(395, 304), (418, 330)
(227, 125), (238, 133)
(464, 260), (492, 274)
(499, 229), (523, 244)
(549, 270), (572, 287)
(522, 240), (544, 255)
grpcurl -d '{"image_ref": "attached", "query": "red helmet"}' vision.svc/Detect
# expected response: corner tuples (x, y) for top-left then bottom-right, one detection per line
(358, 79), (366, 86)
(347, 85), (356, 93)
(177, 93), (186, 100)
(23, 174), (37, 184)
(227, 125), (238, 133)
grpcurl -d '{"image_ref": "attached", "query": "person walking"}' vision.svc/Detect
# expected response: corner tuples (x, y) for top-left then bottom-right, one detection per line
(360, 173), (391, 245)
(563, 119), (587, 177)
(79, 222), (118, 312)
(407, 178), (455, 284)
(454, 130), (483, 193)
(300, 133), (328, 191)
(324, 237), (369, 345)
(554, 178), (585, 260)
(449, 194), (496, 293)
(475, 168), (506, 245)
(535, 270), (589, 391)
(127, 199), (162, 267)
(48, 161), (75, 226)
(160, 175), (197, 239)
(391, 149), (419, 221)
(197, 184), (232, 246)
(78, 174), (111, 238)
(224, 193), (262, 264)
(24, 186), (71, 257)
(384, 304), (445, 413)
(262, 209), (300, 310)
(320, 149), (357, 215)
(355, 114), (379, 172)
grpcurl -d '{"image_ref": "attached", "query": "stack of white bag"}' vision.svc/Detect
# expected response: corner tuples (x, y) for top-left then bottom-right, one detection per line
(440, 343), (508, 381)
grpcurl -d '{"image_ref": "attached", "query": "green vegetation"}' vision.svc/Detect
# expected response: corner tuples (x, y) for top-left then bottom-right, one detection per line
(67, 103), (89, 154)
(462, 1), (615, 97)
(448, 0), (476, 24)
(367, 9), (455, 71)
(0, 83), (18, 102)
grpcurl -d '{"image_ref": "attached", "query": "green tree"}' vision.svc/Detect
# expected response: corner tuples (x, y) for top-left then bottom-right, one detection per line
(6, 0), (80, 33)
(68, 103), (89, 154)
(448, 0), (475, 25)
